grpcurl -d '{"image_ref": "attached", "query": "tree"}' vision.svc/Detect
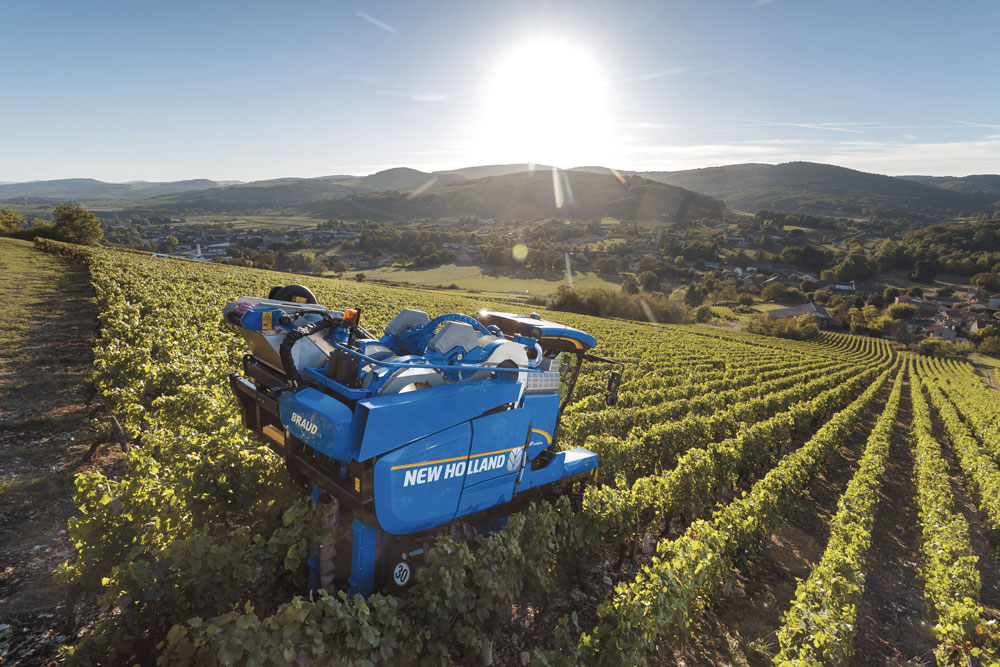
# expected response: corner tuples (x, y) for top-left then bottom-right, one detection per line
(887, 303), (917, 320)
(621, 277), (639, 295)
(762, 283), (807, 304)
(48, 203), (103, 245)
(972, 272), (1000, 293)
(866, 293), (885, 308)
(737, 292), (755, 306)
(799, 280), (816, 293)
(683, 285), (705, 307)
(936, 286), (955, 299)
(906, 286), (923, 297)
(637, 271), (660, 292)
(980, 336), (1000, 358)
(0, 208), (27, 234)
(910, 259), (939, 283)
(332, 261), (350, 273)
(883, 286), (900, 301)
(165, 235), (179, 248)
(354, 273), (366, 282)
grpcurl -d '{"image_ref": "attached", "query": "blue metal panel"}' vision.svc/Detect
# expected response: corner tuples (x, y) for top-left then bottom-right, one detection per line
(456, 473), (517, 517)
(521, 393), (559, 460)
(372, 422), (472, 534)
(279, 388), (354, 461)
(519, 447), (597, 490)
(468, 409), (530, 486)
(355, 379), (521, 461)
(348, 520), (379, 597)
(454, 409), (528, 518)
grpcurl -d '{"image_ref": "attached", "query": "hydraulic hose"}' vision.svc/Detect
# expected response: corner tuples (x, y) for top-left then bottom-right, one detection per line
(279, 317), (337, 386)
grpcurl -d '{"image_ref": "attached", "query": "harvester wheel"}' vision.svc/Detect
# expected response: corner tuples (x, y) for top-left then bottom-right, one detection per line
(272, 284), (318, 304)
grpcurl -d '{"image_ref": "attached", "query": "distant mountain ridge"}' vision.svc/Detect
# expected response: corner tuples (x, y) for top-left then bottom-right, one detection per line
(297, 169), (725, 223)
(0, 178), (219, 200)
(573, 162), (998, 218)
(4, 161), (997, 220)
(897, 174), (1000, 198)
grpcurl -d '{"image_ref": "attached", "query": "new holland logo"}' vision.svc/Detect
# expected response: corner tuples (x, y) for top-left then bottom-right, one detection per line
(506, 447), (524, 472)
(290, 412), (318, 435)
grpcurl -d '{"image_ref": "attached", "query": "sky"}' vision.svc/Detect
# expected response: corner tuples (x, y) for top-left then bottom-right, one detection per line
(1, 0), (998, 182)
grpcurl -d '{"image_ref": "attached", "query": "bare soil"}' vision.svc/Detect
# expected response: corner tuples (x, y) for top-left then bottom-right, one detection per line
(0, 239), (120, 665)
(853, 377), (937, 666)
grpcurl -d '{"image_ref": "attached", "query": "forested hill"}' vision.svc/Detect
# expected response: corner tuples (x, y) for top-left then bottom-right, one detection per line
(0, 178), (220, 200)
(298, 170), (726, 223)
(897, 174), (1000, 198)
(593, 161), (999, 219)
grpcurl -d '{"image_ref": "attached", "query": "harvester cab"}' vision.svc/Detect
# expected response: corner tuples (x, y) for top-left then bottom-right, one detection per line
(224, 284), (618, 596)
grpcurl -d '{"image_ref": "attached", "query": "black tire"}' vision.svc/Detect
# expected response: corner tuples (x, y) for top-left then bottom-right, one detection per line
(272, 284), (318, 304)
(267, 286), (283, 300)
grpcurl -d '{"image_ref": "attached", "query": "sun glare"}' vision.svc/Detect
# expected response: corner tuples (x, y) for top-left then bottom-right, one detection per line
(475, 38), (614, 167)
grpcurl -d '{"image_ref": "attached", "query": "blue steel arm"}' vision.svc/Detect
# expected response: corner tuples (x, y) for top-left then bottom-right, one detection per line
(330, 342), (548, 373)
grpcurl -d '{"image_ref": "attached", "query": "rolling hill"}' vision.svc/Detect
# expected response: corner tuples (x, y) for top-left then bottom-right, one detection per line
(136, 168), (469, 213)
(576, 162), (998, 218)
(299, 169), (725, 222)
(897, 174), (1000, 199)
(433, 163), (550, 180)
(0, 178), (220, 201)
(7, 161), (997, 221)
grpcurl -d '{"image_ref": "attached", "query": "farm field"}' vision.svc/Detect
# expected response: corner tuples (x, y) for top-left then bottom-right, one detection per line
(12, 239), (1000, 665)
(362, 262), (622, 295)
(182, 214), (323, 230)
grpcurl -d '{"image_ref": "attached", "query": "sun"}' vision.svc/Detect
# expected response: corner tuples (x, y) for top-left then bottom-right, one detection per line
(474, 37), (614, 167)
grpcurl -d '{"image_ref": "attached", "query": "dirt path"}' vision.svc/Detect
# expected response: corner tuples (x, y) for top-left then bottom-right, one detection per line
(0, 239), (118, 665)
(688, 380), (889, 665)
(852, 376), (937, 666)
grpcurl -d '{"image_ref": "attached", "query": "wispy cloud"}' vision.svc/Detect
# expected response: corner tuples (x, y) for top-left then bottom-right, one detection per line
(632, 67), (685, 81)
(355, 10), (398, 34)
(620, 121), (677, 129)
(954, 120), (1000, 129)
(345, 73), (381, 85)
(613, 67), (684, 84)
(381, 90), (452, 103)
(742, 119), (870, 133)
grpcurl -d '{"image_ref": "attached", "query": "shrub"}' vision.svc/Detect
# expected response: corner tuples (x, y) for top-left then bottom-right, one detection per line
(549, 286), (691, 324)
(746, 313), (820, 340)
